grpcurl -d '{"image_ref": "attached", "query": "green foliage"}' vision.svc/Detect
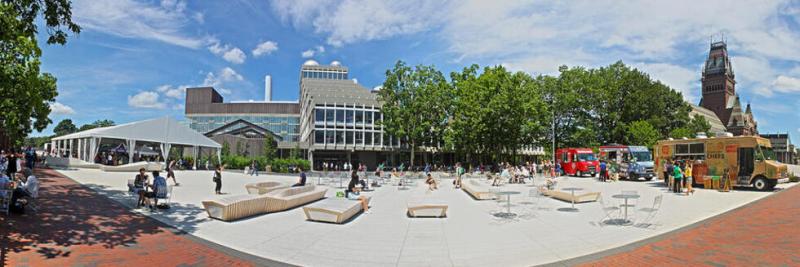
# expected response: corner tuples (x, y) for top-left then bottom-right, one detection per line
(625, 121), (660, 147)
(79, 119), (115, 131)
(24, 135), (52, 147)
(669, 127), (694, 139)
(290, 143), (301, 159)
(688, 114), (711, 136)
(379, 61), (453, 167)
(221, 141), (230, 156)
(262, 139), (276, 159)
(220, 155), (309, 173)
(53, 119), (77, 136)
(0, 1), (80, 145)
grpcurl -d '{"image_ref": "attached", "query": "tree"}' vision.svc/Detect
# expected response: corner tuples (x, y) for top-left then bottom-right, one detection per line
(0, 1), (81, 147)
(221, 141), (230, 156)
(688, 114), (711, 136)
(262, 139), (276, 159)
(235, 141), (244, 155)
(79, 119), (115, 131)
(53, 119), (77, 136)
(378, 61), (452, 168)
(669, 127), (694, 139)
(625, 121), (660, 147)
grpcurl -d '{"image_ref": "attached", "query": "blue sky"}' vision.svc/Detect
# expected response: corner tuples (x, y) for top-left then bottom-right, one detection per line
(37, 0), (800, 145)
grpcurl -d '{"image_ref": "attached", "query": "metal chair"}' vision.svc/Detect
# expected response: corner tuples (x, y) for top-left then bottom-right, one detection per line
(635, 195), (663, 229)
(596, 195), (621, 226)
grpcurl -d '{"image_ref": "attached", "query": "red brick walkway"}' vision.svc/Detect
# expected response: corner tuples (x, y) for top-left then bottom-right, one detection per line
(1, 168), (255, 267)
(581, 183), (800, 266)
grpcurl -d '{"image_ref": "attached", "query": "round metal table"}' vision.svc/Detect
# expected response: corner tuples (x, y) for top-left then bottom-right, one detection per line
(558, 187), (583, 212)
(494, 191), (520, 218)
(608, 193), (640, 225)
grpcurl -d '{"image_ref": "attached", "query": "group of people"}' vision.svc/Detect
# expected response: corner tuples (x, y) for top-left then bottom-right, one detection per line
(662, 159), (695, 195)
(130, 168), (169, 210)
(1, 148), (39, 214)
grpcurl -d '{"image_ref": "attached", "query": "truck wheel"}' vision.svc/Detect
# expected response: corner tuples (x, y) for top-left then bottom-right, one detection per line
(629, 173), (638, 181)
(753, 176), (769, 191)
(646, 176), (654, 181)
(576, 171), (582, 177)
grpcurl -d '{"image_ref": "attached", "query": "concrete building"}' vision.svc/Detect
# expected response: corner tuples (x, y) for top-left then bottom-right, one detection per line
(759, 133), (795, 164)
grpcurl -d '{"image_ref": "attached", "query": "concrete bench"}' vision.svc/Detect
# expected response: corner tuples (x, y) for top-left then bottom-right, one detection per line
(462, 180), (496, 200)
(407, 201), (448, 218)
(303, 197), (369, 224)
(245, 181), (287, 195)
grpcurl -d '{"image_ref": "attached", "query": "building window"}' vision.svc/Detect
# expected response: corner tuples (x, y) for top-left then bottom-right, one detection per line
(365, 132), (372, 145)
(315, 131), (324, 144)
(315, 109), (324, 123)
(335, 130), (344, 144)
(355, 131), (363, 145)
(326, 109), (334, 123)
(365, 111), (373, 124)
(355, 110), (363, 124)
(346, 131), (354, 145)
(374, 132), (381, 146)
(345, 110), (354, 124)
(326, 130), (334, 144)
(336, 110), (344, 123)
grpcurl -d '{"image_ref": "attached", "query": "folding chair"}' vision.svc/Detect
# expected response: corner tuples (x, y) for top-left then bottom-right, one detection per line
(596, 195), (621, 226)
(635, 195), (663, 229)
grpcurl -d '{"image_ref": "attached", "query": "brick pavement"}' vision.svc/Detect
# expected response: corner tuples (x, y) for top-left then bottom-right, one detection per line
(1, 168), (257, 267)
(579, 183), (800, 266)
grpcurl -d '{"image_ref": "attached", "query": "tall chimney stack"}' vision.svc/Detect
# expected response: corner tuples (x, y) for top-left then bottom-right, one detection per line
(264, 75), (272, 102)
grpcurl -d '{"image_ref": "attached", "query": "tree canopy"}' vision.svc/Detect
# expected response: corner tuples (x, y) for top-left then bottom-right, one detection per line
(379, 60), (704, 165)
(79, 119), (115, 131)
(0, 0), (80, 147)
(53, 118), (76, 136)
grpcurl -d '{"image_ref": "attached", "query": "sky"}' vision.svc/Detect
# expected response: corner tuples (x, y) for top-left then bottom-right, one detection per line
(36, 0), (800, 145)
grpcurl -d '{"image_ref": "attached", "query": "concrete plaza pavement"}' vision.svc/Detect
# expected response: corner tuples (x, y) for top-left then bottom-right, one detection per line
(51, 168), (797, 267)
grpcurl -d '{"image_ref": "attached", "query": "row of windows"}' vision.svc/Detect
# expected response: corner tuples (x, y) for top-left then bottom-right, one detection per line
(302, 70), (348, 80)
(704, 84), (725, 92)
(189, 122), (299, 135)
(313, 130), (399, 146)
(189, 115), (299, 125)
(315, 103), (378, 110)
(314, 108), (380, 125)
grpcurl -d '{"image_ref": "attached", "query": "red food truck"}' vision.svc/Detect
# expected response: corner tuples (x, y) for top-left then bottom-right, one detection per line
(556, 148), (599, 177)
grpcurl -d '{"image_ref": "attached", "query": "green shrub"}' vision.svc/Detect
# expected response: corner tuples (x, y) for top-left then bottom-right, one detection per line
(790, 173), (799, 183)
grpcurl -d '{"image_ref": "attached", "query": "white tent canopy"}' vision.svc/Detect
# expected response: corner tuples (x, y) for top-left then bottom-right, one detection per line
(51, 117), (221, 167)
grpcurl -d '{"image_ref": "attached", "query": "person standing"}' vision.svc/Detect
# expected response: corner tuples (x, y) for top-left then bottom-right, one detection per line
(685, 162), (694, 195)
(672, 161), (683, 193)
(213, 165), (223, 194)
(6, 151), (18, 178)
(599, 160), (608, 182)
(454, 162), (464, 189)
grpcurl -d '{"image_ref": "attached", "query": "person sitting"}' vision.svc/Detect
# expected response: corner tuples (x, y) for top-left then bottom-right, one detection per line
(11, 168), (38, 211)
(132, 168), (148, 208)
(293, 168), (307, 187)
(495, 166), (510, 186)
(391, 168), (402, 186)
(345, 171), (370, 213)
(425, 173), (438, 191)
(144, 171), (167, 211)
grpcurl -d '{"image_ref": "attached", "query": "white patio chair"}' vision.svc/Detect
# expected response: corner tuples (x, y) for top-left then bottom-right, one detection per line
(635, 194), (663, 229)
(597, 194), (622, 226)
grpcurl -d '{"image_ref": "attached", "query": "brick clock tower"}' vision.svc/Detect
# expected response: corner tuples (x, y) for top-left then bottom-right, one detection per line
(699, 41), (757, 136)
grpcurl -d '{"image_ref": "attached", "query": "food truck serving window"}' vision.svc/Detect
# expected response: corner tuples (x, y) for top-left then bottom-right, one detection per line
(675, 143), (704, 157)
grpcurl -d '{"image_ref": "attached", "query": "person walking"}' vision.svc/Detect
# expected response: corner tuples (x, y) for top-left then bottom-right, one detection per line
(599, 160), (608, 182)
(167, 160), (180, 186)
(213, 165), (223, 194)
(249, 160), (259, 176)
(665, 159), (674, 191)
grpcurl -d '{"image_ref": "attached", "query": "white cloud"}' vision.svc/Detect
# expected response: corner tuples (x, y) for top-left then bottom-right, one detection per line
(272, 0), (446, 46)
(73, 0), (207, 48)
(222, 47), (246, 64)
(128, 91), (167, 109)
(208, 40), (246, 64)
(301, 45), (326, 58)
(156, 84), (190, 99)
(50, 102), (76, 115)
(252, 41), (279, 57)
(201, 67), (244, 95)
(773, 75), (800, 93)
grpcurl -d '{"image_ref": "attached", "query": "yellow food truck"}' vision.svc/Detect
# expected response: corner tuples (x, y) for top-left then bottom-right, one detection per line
(654, 135), (789, 191)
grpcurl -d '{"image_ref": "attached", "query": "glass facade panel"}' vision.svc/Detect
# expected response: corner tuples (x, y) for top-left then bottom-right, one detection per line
(326, 130), (334, 144)
(346, 131), (354, 145)
(364, 132), (372, 145)
(345, 110), (354, 124)
(355, 110), (363, 124)
(315, 110), (324, 123)
(336, 110), (344, 123)
(326, 109), (334, 122)
(355, 131), (363, 145)
(335, 130), (344, 144)
(315, 131), (324, 144)
(365, 111), (373, 124)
